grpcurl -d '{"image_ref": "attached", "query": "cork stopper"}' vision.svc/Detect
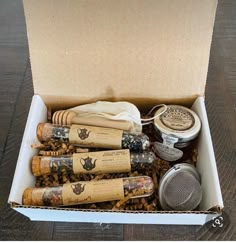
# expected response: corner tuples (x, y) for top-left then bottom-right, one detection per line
(36, 123), (53, 142)
(23, 187), (46, 206)
(22, 188), (33, 205)
(31, 156), (51, 176)
(31, 156), (42, 176)
(36, 123), (44, 141)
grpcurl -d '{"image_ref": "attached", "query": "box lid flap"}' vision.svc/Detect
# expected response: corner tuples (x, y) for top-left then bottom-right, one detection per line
(23, 0), (217, 104)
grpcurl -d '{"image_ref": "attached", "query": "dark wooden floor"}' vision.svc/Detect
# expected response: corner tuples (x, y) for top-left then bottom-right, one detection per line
(0, 0), (235, 240)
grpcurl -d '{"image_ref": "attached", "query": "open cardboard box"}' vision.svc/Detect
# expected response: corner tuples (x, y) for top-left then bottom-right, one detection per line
(8, 0), (224, 225)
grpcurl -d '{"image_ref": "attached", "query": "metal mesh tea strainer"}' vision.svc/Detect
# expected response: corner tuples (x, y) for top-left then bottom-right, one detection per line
(159, 163), (202, 211)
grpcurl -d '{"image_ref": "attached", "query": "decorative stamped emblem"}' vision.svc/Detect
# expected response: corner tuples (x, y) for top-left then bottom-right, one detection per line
(160, 106), (195, 131)
(71, 183), (85, 195)
(77, 128), (91, 140)
(80, 157), (97, 171)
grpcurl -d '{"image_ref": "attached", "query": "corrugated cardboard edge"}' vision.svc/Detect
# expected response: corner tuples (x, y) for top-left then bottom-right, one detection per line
(10, 203), (219, 225)
(11, 203), (219, 214)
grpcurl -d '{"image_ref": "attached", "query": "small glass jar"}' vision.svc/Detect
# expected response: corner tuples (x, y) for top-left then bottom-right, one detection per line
(153, 105), (201, 162)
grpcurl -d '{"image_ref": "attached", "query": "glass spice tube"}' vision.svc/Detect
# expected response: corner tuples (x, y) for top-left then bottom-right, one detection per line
(153, 105), (201, 162)
(37, 123), (70, 143)
(37, 123), (150, 152)
(122, 132), (150, 152)
(22, 176), (154, 206)
(31, 150), (156, 176)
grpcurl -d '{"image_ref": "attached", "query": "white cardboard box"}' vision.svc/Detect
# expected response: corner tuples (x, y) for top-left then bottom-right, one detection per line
(8, 0), (223, 225)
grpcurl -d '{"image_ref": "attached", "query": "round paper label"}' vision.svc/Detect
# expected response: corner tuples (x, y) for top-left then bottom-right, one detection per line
(160, 106), (195, 131)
